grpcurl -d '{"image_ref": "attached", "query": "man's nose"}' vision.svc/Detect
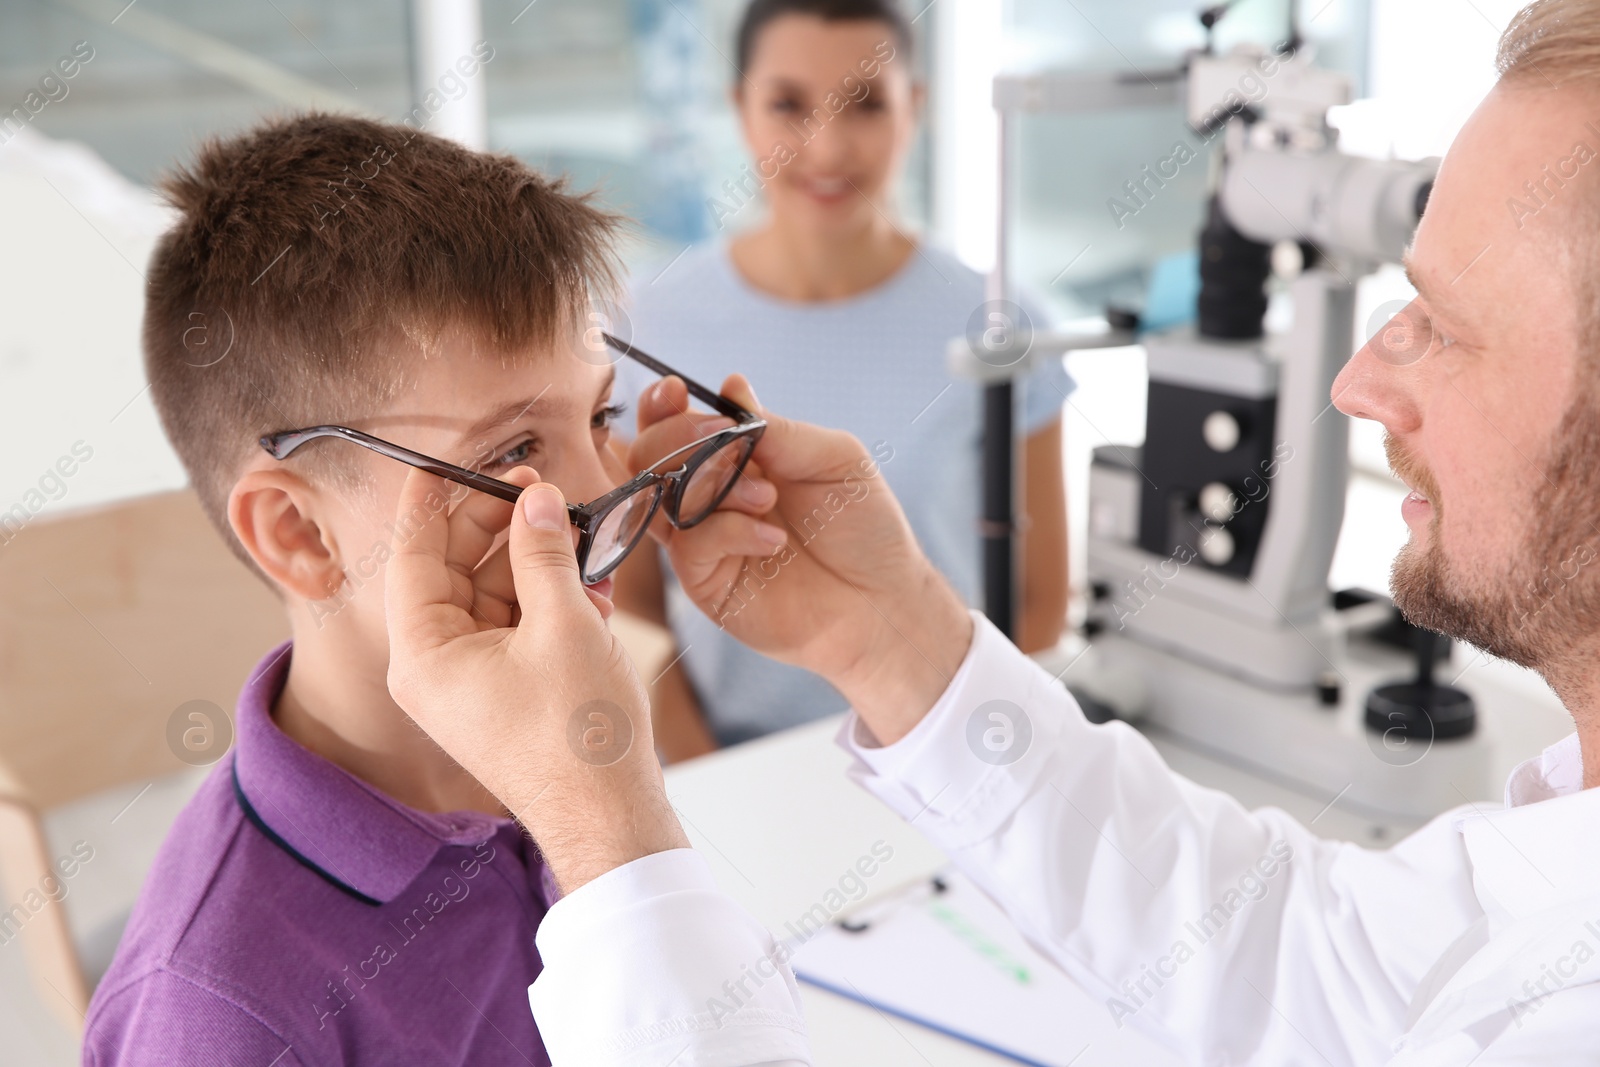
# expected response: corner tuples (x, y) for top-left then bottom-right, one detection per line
(1330, 309), (1426, 435)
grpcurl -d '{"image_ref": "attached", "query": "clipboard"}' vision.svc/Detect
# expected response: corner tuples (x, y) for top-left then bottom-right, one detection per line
(788, 868), (1172, 1067)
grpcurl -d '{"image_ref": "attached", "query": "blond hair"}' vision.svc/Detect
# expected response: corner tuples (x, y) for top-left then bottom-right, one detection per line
(1499, 0), (1600, 85)
(1497, 1), (1600, 354)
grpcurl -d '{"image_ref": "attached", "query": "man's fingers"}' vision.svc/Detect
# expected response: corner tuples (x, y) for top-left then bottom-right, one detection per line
(507, 482), (602, 636)
(444, 465), (538, 586)
(647, 370), (867, 489)
(628, 417), (704, 478)
(470, 539), (518, 625)
(636, 374), (690, 432)
(724, 472), (777, 515)
(666, 509), (790, 583)
(705, 372), (871, 485)
(386, 468), (476, 653)
(717, 373), (762, 414)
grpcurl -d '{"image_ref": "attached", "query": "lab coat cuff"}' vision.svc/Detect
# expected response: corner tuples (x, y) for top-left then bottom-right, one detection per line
(838, 610), (1074, 850)
(536, 848), (719, 953)
(531, 848), (811, 1067)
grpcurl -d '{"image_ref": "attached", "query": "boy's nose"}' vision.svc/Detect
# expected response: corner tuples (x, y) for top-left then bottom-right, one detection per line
(571, 446), (628, 507)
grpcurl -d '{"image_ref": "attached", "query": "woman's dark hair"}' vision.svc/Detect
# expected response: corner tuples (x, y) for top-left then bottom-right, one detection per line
(734, 0), (913, 75)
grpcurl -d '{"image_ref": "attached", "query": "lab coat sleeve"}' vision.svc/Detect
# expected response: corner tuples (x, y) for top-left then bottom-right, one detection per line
(839, 611), (1483, 1065)
(529, 847), (813, 1067)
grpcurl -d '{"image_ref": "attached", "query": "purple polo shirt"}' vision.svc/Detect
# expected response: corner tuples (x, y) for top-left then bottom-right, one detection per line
(83, 643), (557, 1066)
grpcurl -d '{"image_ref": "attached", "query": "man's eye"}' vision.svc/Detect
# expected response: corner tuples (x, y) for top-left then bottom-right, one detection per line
(593, 403), (627, 431)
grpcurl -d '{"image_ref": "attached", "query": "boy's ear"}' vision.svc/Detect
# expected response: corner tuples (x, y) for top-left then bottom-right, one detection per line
(229, 469), (346, 603)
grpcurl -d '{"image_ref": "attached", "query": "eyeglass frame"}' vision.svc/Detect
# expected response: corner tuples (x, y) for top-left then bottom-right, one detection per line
(257, 332), (767, 584)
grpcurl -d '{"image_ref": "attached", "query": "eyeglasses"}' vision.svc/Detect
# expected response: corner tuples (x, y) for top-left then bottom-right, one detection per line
(259, 333), (767, 585)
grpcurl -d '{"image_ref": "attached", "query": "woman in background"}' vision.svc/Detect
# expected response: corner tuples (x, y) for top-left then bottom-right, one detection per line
(615, 0), (1073, 758)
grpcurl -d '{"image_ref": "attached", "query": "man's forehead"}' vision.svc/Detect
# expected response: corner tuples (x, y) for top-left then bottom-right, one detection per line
(1407, 80), (1591, 311)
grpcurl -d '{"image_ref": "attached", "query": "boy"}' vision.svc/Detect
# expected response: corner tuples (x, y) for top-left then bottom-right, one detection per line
(83, 112), (633, 1065)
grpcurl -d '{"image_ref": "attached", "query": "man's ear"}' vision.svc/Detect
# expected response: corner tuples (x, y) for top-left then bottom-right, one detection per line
(228, 468), (346, 602)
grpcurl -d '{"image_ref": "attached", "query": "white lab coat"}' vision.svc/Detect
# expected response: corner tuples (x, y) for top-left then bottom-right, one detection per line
(529, 612), (1600, 1065)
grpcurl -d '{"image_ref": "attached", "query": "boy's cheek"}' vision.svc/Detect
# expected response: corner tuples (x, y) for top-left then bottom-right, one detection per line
(600, 442), (629, 484)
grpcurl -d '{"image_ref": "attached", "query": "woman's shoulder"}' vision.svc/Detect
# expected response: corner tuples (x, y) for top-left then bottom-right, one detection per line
(906, 239), (980, 281)
(902, 242), (1058, 327)
(886, 240), (988, 307)
(625, 240), (735, 310)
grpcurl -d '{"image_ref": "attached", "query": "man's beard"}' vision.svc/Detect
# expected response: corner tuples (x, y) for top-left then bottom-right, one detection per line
(1387, 389), (1600, 671)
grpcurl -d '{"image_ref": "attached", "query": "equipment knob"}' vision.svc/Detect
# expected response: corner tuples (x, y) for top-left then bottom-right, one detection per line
(1199, 482), (1239, 522)
(1202, 410), (1241, 452)
(1198, 525), (1235, 565)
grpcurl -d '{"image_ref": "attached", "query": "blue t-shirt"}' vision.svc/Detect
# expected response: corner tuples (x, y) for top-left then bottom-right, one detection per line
(619, 240), (1074, 745)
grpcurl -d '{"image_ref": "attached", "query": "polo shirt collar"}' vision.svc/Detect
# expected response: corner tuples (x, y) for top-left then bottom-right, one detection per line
(231, 641), (514, 906)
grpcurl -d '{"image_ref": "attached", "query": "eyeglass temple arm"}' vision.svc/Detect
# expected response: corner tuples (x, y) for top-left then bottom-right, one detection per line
(601, 332), (753, 422)
(259, 426), (583, 519)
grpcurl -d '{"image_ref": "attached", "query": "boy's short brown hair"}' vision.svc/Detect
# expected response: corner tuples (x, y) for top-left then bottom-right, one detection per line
(144, 112), (620, 574)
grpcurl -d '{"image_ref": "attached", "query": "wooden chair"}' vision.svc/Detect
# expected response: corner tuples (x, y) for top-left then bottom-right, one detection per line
(0, 489), (287, 1034)
(0, 488), (675, 1036)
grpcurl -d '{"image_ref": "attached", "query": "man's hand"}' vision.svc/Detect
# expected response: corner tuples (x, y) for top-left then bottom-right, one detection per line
(384, 467), (689, 893)
(629, 376), (974, 744)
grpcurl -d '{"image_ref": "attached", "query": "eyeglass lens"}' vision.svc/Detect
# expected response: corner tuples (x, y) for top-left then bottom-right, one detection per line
(674, 434), (758, 527)
(583, 483), (662, 582)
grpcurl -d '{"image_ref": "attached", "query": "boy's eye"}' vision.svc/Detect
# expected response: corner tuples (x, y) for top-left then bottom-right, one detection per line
(593, 402), (627, 431)
(488, 439), (532, 469)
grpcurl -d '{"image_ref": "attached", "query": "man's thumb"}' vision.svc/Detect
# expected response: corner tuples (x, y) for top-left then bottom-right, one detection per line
(509, 483), (589, 614)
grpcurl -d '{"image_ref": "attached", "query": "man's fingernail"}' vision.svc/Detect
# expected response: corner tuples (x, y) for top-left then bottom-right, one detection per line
(735, 477), (772, 504)
(758, 522), (786, 546)
(524, 487), (566, 530)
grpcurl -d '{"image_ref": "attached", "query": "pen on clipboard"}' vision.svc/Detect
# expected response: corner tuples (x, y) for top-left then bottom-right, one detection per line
(837, 874), (949, 933)
(833, 872), (1033, 985)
